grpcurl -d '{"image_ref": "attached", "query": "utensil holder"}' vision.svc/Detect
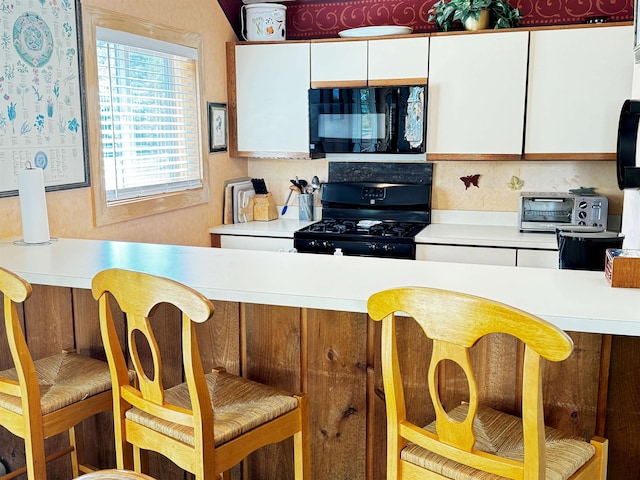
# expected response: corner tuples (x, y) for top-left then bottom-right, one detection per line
(299, 193), (314, 221)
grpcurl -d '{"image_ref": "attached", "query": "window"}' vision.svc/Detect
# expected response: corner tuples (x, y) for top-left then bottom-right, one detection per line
(83, 7), (209, 225)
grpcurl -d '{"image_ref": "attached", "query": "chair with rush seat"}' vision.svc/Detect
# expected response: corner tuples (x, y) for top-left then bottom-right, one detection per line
(92, 268), (310, 480)
(367, 286), (608, 480)
(0, 266), (114, 480)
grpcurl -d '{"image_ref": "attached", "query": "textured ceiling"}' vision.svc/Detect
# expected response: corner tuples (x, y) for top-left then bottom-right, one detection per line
(218, 0), (633, 40)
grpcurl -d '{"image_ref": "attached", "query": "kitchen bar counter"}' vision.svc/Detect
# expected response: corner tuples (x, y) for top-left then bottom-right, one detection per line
(0, 237), (635, 335)
(1, 237), (639, 479)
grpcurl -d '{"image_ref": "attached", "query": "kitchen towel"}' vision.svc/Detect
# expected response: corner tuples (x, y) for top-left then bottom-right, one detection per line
(18, 167), (50, 244)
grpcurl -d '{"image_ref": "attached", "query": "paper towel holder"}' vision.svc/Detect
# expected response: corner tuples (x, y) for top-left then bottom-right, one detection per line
(616, 99), (640, 189)
(15, 162), (55, 246)
(12, 238), (57, 246)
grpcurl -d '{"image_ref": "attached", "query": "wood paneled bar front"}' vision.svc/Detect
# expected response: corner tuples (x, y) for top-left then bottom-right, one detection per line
(0, 238), (639, 479)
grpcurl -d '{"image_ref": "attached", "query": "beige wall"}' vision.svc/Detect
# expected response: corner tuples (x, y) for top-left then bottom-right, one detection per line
(0, 0), (243, 246)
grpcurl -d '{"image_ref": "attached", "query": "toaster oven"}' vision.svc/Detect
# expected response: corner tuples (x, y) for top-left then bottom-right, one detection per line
(518, 192), (608, 232)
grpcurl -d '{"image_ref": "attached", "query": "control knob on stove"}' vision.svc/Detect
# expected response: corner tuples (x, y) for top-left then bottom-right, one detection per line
(367, 243), (395, 254)
(309, 240), (334, 250)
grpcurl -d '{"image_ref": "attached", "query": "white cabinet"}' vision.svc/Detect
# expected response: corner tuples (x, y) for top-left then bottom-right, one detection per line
(311, 41), (368, 86)
(310, 37), (429, 87)
(368, 37), (429, 85)
(517, 249), (558, 269)
(416, 244), (517, 266)
(525, 25), (633, 160)
(426, 31), (529, 159)
(220, 235), (294, 252)
(416, 244), (558, 268)
(229, 42), (311, 158)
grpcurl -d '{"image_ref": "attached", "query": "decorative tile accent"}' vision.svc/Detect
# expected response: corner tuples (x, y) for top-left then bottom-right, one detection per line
(460, 174), (481, 190)
(507, 176), (524, 190)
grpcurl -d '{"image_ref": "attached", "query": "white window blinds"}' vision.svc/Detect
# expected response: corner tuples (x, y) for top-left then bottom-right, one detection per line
(96, 27), (202, 203)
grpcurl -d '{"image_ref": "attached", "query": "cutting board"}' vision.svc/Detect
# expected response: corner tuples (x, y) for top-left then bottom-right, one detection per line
(233, 181), (255, 223)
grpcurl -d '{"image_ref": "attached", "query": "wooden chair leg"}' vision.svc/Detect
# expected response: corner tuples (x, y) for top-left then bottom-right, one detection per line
(69, 425), (80, 477)
(23, 429), (47, 480)
(294, 394), (310, 479)
(133, 445), (143, 473)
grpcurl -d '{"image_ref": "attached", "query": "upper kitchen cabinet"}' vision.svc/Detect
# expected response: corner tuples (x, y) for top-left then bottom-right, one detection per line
(524, 25), (633, 161)
(310, 37), (429, 88)
(427, 31), (529, 160)
(227, 42), (311, 158)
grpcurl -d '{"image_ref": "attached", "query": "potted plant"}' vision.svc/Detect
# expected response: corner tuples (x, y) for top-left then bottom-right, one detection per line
(428, 0), (521, 32)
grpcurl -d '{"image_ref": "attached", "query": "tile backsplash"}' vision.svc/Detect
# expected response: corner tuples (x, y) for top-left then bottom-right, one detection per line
(248, 159), (622, 214)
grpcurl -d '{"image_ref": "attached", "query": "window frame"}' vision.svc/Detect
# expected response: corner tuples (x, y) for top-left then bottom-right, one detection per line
(82, 5), (209, 226)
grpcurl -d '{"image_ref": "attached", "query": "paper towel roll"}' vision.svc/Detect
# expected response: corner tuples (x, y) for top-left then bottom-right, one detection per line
(621, 189), (640, 250)
(18, 167), (50, 244)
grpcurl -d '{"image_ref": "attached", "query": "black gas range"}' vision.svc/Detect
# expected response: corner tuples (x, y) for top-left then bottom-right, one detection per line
(294, 181), (431, 259)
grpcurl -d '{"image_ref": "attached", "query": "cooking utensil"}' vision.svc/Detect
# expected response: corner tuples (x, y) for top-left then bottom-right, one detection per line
(281, 190), (293, 215)
(283, 177), (301, 215)
(298, 179), (308, 190)
(281, 185), (300, 215)
(290, 177), (302, 190)
(311, 175), (320, 192)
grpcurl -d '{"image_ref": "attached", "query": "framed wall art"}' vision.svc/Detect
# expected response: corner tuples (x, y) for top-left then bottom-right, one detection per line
(208, 102), (227, 153)
(0, 0), (90, 197)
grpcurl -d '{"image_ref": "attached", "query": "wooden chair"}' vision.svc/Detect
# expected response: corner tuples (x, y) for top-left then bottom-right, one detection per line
(0, 266), (113, 480)
(367, 286), (608, 480)
(91, 268), (310, 480)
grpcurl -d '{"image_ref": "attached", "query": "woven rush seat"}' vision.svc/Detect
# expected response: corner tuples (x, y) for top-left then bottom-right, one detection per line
(126, 369), (299, 447)
(403, 403), (596, 480)
(0, 352), (113, 415)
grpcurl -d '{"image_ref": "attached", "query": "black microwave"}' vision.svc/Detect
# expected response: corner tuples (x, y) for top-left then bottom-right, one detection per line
(308, 85), (426, 156)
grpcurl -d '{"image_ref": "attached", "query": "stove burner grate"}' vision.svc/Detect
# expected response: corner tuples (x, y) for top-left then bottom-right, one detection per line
(303, 219), (425, 238)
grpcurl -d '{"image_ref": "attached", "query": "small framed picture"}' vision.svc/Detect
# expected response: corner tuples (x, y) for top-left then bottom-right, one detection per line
(208, 102), (227, 152)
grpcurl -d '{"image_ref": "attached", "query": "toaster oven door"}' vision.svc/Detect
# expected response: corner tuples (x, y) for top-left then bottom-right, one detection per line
(520, 196), (574, 231)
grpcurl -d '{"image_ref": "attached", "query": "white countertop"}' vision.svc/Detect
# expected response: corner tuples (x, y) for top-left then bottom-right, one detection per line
(209, 220), (558, 250)
(1, 237), (638, 336)
(209, 218), (313, 238)
(415, 224), (558, 250)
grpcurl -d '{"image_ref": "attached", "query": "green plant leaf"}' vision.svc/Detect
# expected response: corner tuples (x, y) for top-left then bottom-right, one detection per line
(428, 0), (520, 31)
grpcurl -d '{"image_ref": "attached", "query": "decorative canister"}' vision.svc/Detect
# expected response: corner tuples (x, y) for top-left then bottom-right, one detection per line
(241, 3), (287, 41)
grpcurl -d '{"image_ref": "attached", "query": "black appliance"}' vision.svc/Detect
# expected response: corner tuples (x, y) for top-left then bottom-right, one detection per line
(556, 226), (624, 271)
(308, 85), (426, 156)
(294, 182), (431, 259)
(616, 99), (640, 189)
